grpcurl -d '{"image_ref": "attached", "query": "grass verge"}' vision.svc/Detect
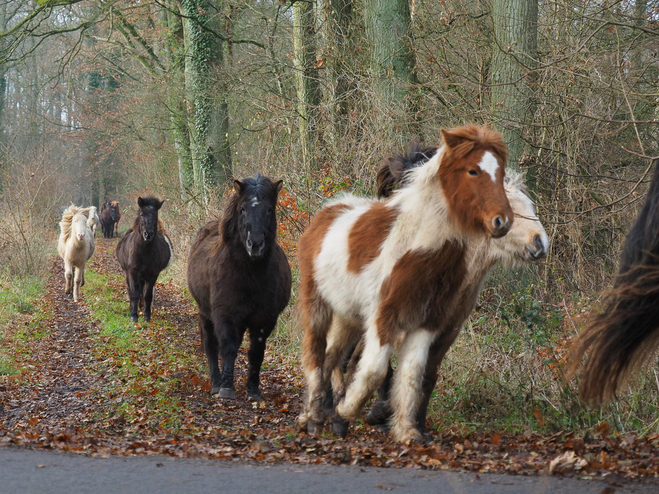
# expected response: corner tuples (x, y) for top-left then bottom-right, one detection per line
(83, 268), (204, 434)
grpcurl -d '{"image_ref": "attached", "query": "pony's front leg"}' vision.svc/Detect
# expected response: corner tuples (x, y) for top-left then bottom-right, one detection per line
(388, 329), (436, 444)
(246, 324), (275, 401)
(334, 328), (392, 437)
(73, 266), (84, 302)
(200, 315), (222, 394)
(64, 261), (74, 296)
(142, 281), (155, 322)
(413, 327), (461, 439)
(216, 315), (243, 399)
(126, 274), (141, 322)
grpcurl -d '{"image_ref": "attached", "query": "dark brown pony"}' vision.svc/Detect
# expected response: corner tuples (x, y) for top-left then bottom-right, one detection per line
(100, 200), (121, 238)
(297, 124), (514, 443)
(116, 196), (172, 322)
(570, 160), (659, 403)
(187, 174), (292, 401)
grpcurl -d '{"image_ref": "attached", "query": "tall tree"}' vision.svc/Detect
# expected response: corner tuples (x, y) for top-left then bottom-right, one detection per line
(490, 0), (538, 171)
(293, 0), (321, 169)
(181, 0), (232, 201)
(363, 0), (417, 139)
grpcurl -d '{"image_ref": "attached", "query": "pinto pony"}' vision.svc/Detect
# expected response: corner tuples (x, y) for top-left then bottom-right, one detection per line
(187, 174), (292, 400)
(297, 124), (514, 443)
(100, 200), (121, 238)
(570, 161), (659, 404)
(57, 205), (96, 302)
(116, 197), (173, 322)
(349, 141), (549, 437)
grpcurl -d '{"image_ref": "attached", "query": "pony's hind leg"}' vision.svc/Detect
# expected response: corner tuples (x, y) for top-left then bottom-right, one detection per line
(299, 294), (333, 434)
(324, 318), (362, 415)
(388, 329), (436, 444)
(334, 327), (393, 437)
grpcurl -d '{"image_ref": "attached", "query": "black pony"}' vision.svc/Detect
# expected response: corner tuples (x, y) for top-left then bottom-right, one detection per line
(116, 196), (173, 322)
(571, 160), (659, 403)
(187, 174), (292, 401)
(100, 200), (121, 238)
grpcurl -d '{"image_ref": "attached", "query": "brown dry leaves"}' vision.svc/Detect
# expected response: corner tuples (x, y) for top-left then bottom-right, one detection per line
(1, 240), (659, 484)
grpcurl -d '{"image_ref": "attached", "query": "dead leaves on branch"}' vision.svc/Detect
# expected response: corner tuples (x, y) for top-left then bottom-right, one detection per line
(2, 241), (659, 482)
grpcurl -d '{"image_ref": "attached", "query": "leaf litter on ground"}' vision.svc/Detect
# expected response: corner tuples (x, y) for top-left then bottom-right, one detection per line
(0, 239), (658, 487)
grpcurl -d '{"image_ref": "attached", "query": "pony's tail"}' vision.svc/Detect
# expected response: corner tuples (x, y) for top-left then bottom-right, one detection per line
(569, 265), (659, 404)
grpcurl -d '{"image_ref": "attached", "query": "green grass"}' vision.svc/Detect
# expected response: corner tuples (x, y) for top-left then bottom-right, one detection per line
(0, 273), (45, 375)
(83, 268), (203, 433)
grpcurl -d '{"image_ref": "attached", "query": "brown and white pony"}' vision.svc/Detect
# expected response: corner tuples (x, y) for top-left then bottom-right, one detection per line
(297, 124), (514, 443)
(57, 205), (96, 302)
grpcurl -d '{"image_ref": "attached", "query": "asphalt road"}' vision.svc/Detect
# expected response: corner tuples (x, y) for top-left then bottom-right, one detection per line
(1, 447), (658, 494)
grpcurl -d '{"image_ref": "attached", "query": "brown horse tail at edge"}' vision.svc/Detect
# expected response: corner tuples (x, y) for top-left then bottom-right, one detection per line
(569, 160), (659, 404)
(569, 267), (659, 404)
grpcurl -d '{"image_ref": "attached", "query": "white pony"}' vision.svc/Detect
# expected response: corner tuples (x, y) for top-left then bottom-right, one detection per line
(57, 205), (95, 302)
(87, 206), (100, 235)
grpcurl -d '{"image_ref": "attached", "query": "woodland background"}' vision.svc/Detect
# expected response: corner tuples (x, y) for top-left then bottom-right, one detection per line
(1, 0), (658, 435)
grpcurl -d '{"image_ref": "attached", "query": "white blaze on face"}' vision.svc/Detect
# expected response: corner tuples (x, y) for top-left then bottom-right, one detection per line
(251, 197), (260, 207)
(478, 151), (499, 182)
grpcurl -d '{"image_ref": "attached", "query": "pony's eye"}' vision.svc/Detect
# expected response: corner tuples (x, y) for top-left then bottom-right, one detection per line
(268, 208), (274, 215)
(240, 206), (245, 214)
(468, 169), (478, 176)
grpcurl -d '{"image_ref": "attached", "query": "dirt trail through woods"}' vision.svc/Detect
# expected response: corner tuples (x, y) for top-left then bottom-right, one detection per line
(1, 238), (659, 488)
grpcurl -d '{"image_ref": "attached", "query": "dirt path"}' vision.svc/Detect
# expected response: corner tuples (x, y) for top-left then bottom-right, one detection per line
(1, 238), (659, 489)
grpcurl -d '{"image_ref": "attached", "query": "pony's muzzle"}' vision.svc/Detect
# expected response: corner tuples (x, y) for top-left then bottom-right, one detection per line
(489, 215), (512, 238)
(529, 234), (549, 260)
(246, 235), (266, 257)
(143, 232), (154, 242)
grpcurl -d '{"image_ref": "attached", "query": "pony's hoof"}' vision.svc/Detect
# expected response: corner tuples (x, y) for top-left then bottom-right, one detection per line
(218, 387), (236, 400)
(331, 416), (350, 438)
(144, 316), (151, 323)
(306, 420), (324, 435)
(365, 401), (390, 426)
(247, 391), (263, 402)
(210, 386), (221, 395)
(130, 315), (138, 323)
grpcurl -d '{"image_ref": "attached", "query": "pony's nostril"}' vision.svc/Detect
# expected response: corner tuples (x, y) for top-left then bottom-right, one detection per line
(493, 216), (504, 230)
(534, 234), (548, 257)
(246, 239), (253, 250)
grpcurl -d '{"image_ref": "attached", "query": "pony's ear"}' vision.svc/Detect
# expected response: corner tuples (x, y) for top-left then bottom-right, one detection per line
(441, 128), (467, 149)
(274, 180), (283, 194)
(234, 180), (245, 193)
(137, 197), (144, 208)
(157, 199), (165, 210)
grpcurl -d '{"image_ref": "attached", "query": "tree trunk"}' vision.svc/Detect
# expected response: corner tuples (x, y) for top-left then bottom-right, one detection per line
(293, 0), (321, 169)
(181, 0), (232, 202)
(321, 0), (354, 146)
(162, 4), (194, 201)
(490, 0), (538, 172)
(363, 0), (418, 140)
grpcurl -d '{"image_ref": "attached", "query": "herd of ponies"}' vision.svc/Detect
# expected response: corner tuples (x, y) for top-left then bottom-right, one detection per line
(55, 123), (659, 443)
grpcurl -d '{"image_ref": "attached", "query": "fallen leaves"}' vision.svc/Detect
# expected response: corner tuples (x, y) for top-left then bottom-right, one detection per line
(2, 240), (659, 484)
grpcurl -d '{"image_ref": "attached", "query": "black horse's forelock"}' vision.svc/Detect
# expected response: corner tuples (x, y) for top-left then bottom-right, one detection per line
(221, 175), (280, 242)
